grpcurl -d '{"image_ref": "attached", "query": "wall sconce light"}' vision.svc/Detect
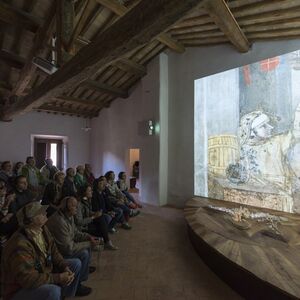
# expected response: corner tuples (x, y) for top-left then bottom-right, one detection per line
(148, 120), (154, 135)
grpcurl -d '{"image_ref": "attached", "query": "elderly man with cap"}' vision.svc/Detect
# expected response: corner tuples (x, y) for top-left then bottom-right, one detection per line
(1, 201), (83, 300)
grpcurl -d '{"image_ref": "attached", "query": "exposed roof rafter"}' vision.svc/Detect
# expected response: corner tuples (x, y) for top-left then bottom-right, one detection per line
(202, 0), (250, 53)
(96, 0), (186, 53)
(1, 0), (202, 121)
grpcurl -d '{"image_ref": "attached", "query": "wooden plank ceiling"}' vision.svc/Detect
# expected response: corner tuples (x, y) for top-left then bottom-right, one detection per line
(0, 0), (300, 120)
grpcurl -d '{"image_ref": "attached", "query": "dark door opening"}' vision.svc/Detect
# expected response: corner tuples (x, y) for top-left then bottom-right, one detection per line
(34, 138), (63, 169)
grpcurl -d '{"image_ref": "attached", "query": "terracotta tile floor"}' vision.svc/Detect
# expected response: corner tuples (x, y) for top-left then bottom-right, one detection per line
(74, 204), (242, 300)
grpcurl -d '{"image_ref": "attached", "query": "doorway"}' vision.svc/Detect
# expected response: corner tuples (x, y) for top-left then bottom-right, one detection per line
(33, 138), (63, 169)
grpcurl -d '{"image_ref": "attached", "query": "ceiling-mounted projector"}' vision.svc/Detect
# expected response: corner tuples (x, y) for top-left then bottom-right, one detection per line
(32, 57), (58, 75)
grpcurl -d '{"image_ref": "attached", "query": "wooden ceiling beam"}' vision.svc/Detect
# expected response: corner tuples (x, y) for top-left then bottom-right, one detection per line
(96, 0), (186, 53)
(243, 19), (300, 33)
(202, 0), (250, 53)
(53, 95), (102, 108)
(174, 1), (300, 30)
(1, 0), (202, 121)
(12, 2), (56, 96)
(0, 1), (42, 33)
(114, 58), (147, 77)
(238, 7), (300, 27)
(67, 0), (94, 53)
(35, 104), (95, 117)
(84, 80), (128, 98)
(95, 0), (128, 16)
(156, 33), (185, 53)
(0, 49), (26, 69)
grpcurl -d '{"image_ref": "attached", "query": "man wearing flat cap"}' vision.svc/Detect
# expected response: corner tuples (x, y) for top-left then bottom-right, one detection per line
(1, 202), (83, 300)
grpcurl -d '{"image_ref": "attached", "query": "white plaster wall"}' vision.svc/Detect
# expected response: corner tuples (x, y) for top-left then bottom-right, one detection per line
(168, 40), (300, 207)
(0, 111), (90, 167)
(90, 57), (160, 205)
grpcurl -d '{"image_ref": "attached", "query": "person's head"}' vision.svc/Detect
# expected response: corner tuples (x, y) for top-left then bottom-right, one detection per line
(251, 113), (273, 140)
(118, 172), (126, 181)
(15, 162), (24, 170)
(79, 185), (93, 199)
(133, 161), (139, 167)
(76, 165), (84, 175)
(26, 156), (35, 167)
(16, 202), (48, 229)
(97, 176), (107, 191)
(104, 171), (115, 181)
(1, 161), (12, 173)
(54, 171), (65, 185)
(240, 111), (274, 145)
(0, 180), (7, 197)
(85, 164), (92, 173)
(61, 196), (78, 216)
(66, 167), (75, 178)
(45, 158), (53, 167)
(15, 175), (28, 191)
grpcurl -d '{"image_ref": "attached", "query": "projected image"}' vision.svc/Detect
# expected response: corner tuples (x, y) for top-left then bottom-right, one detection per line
(195, 50), (300, 213)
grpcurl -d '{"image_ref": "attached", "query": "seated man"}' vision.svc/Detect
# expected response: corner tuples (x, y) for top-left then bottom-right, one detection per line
(105, 171), (140, 221)
(47, 196), (99, 296)
(0, 161), (14, 191)
(0, 180), (16, 238)
(84, 164), (95, 186)
(117, 171), (142, 208)
(62, 168), (77, 198)
(11, 176), (36, 213)
(1, 202), (82, 300)
(42, 171), (65, 217)
(74, 165), (87, 191)
(40, 158), (59, 184)
(0, 176), (35, 238)
(22, 157), (44, 197)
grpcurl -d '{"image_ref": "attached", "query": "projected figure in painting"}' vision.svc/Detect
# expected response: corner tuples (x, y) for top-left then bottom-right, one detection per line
(227, 104), (300, 212)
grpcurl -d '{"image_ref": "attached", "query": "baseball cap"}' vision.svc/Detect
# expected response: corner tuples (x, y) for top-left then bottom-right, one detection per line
(17, 202), (48, 226)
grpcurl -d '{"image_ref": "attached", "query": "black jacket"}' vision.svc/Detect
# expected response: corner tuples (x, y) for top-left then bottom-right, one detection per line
(62, 177), (77, 198)
(91, 189), (113, 213)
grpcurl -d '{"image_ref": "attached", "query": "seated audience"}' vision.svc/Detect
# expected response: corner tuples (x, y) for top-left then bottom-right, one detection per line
(84, 164), (95, 186)
(1, 201), (83, 300)
(117, 171), (142, 208)
(105, 171), (140, 220)
(62, 168), (77, 198)
(42, 171), (65, 217)
(47, 196), (99, 296)
(13, 162), (24, 178)
(93, 176), (131, 231)
(75, 185), (118, 250)
(0, 176), (36, 237)
(11, 176), (36, 214)
(74, 165), (87, 190)
(0, 161), (14, 191)
(22, 156), (44, 197)
(40, 158), (59, 183)
(0, 181), (16, 237)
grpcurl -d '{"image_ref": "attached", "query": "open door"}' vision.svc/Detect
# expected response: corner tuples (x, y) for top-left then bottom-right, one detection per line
(34, 138), (63, 169)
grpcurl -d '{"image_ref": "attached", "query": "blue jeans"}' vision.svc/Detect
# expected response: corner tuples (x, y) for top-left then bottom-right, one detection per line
(11, 258), (81, 300)
(68, 248), (91, 282)
(122, 191), (135, 203)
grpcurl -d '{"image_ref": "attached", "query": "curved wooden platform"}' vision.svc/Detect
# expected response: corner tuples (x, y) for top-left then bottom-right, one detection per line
(184, 197), (300, 300)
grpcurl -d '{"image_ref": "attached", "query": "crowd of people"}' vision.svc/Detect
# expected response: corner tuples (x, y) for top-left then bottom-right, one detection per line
(0, 157), (142, 300)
